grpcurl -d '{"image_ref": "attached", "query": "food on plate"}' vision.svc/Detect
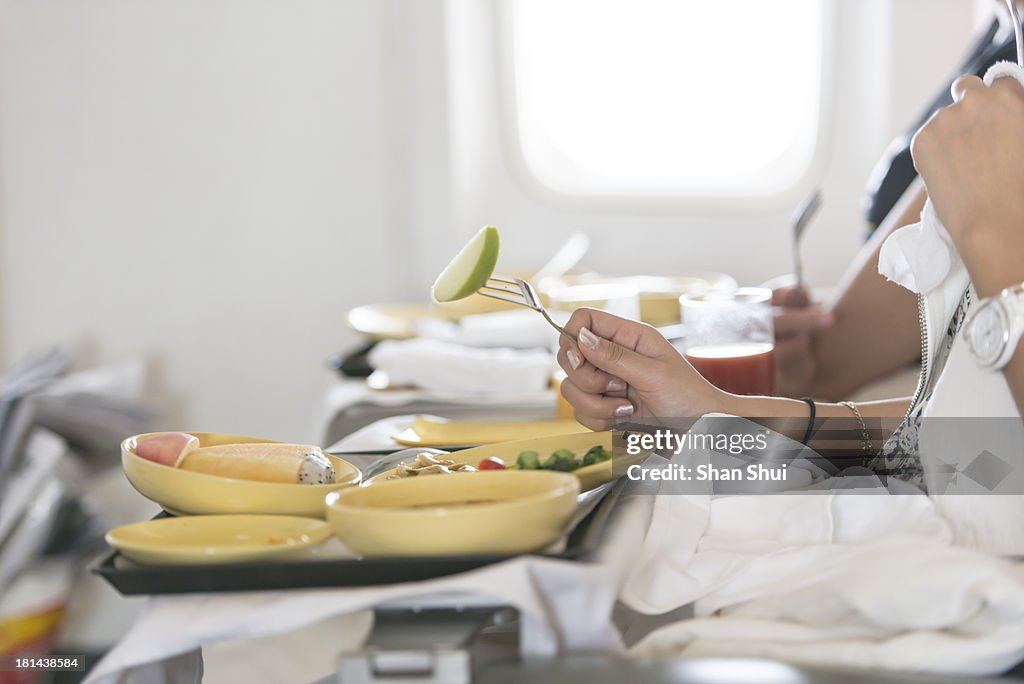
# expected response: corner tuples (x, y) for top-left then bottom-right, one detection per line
(385, 443), (612, 482)
(477, 457), (507, 470)
(515, 445), (611, 472)
(515, 450), (541, 470)
(581, 445), (613, 466)
(136, 432), (199, 467)
(388, 452), (476, 479)
(431, 226), (500, 303)
(182, 443), (336, 484)
(134, 433), (336, 484)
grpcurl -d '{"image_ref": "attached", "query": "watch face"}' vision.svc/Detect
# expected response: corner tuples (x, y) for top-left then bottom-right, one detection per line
(967, 302), (1008, 365)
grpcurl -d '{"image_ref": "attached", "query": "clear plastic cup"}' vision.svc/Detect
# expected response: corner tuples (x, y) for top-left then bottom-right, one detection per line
(680, 287), (775, 396)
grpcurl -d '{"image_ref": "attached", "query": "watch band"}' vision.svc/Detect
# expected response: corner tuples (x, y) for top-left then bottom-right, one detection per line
(995, 285), (1024, 369)
(968, 283), (1024, 371)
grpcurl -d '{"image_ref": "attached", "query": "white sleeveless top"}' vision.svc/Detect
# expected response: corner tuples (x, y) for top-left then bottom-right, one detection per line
(878, 187), (1024, 554)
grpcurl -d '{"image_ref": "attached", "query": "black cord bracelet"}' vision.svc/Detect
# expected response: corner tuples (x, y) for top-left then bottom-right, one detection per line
(799, 397), (816, 445)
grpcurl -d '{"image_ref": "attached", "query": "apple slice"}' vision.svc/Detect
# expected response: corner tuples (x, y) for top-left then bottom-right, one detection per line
(431, 226), (500, 303)
(136, 432), (200, 467)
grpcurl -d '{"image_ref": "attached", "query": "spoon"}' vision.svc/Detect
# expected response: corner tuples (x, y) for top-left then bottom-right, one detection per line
(790, 189), (822, 297)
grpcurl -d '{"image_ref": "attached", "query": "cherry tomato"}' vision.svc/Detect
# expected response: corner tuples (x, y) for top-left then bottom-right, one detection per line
(478, 457), (507, 470)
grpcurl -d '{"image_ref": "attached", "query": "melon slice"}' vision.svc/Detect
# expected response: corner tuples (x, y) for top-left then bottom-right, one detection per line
(431, 226), (500, 303)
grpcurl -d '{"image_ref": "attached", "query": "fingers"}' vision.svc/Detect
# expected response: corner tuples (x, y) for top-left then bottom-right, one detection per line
(775, 332), (812, 366)
(575, 325), (663, 387)
(773, 305), (834, 338)
(563, 307), (670, 359)
(951, 74), (984, 104)
(556, 344), (627, 393)
(771, 286), (810, 307)
(560, 377), (632, 430)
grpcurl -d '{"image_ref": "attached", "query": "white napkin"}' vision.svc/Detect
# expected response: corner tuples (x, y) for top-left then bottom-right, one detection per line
(368, 338), (554, 394)
(617, 416), (1024, 676)
(878, 199), (955, 294)
(630, 539), (1024, 675)
(414, 309), (560, 350)
(878, 61), (1024, 294)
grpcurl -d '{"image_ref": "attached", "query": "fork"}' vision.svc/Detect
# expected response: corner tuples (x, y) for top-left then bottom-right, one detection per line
(478, 275), (574, 339)
(1008, 0), (1023, 69)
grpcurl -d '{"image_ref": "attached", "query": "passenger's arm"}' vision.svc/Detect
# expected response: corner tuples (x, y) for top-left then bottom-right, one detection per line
(807, 185), (926, 400)
(912, 74), (1024, 415)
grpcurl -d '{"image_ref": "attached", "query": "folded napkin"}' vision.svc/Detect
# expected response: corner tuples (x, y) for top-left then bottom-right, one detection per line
(879, 61), (1024, 295)
(368, 338), (554, 394)
(415, 309), (560, 350)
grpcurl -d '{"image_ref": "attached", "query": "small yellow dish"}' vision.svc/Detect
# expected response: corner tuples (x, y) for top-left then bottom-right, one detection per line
(106, 515), (331, 565)
(393, 417), (587, 448)
(538, 272), (737, 327)
(325, 470), (579, 557)
(373, 431), (615, 492)
(122, 433), (361, 518)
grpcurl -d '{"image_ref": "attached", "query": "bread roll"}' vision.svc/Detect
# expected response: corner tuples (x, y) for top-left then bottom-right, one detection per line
(180, 443), (336, 484)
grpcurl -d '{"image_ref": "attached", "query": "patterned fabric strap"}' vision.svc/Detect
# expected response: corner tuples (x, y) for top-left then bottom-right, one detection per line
(868, 288), (972, 488)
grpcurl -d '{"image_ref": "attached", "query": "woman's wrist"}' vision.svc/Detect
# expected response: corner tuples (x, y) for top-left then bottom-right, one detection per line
(717, 392), (806, 419)
(955, 221), (1024, 298)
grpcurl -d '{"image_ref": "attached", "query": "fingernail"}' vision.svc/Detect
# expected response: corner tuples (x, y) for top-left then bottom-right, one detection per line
(817, 311), (835, 326)
(579, 327), (599, 350)
(566, 349), (583, 370)
(614, 403), (634, 418)
(606, 378), (627, 392)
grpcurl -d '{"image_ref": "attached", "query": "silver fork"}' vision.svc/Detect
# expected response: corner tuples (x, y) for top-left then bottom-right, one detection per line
(1008, 0), (1023, 69)
(478, 275), (573, 339)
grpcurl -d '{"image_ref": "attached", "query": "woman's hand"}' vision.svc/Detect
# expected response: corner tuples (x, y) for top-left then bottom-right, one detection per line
(912, 73), (1024, 296)
(556, 308), (728, 430)
(771, 285), (834, 397)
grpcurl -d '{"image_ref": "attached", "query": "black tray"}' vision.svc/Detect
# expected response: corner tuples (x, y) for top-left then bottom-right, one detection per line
(91, 479), (625, 596)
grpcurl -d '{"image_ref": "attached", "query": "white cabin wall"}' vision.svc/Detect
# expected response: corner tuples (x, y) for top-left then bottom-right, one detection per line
(0, 0), (392, 440)
(0, 0), (986, 439)
(399, 0), (980, 292)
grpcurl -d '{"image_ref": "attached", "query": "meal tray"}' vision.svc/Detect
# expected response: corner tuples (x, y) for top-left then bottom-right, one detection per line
(91, 479), (625, 596)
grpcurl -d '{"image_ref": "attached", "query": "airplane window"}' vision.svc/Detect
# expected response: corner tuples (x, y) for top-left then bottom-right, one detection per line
(507, 0), (828, 200)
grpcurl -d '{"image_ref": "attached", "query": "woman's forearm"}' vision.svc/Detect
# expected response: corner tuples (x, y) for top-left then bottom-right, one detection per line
(720, 394), (910, 465)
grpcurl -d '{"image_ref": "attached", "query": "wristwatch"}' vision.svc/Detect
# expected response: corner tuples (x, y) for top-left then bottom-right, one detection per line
(964, 283), (1024, 370)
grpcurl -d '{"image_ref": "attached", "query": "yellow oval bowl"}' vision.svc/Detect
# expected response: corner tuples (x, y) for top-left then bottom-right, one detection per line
(325, 470), (580, 557)
(371, 431), (614, 492)
(106, 515), (331, 565)
(122, 432), (361, 518)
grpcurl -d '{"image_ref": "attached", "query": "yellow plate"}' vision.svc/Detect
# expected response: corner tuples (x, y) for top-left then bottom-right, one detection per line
(347, 297), (517, 340)
(393, 417), (587, 448)
(106, 515), (331, 565)
(122, 433), (361, 518)
(325, 470), (579, 557)
(538, 272), (737, 327)
(373, 431), (615, 492)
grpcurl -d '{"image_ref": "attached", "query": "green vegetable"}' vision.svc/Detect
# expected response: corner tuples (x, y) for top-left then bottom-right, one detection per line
(581, 445), (612, 467)
(516, 450), (541, 470)
(542, 448), (578, 472)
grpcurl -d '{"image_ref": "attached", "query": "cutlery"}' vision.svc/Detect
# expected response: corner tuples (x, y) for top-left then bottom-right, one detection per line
(790, 189), (822, 296)
(1008, 0), (1023, 68)
(478, 275), (573, 339)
